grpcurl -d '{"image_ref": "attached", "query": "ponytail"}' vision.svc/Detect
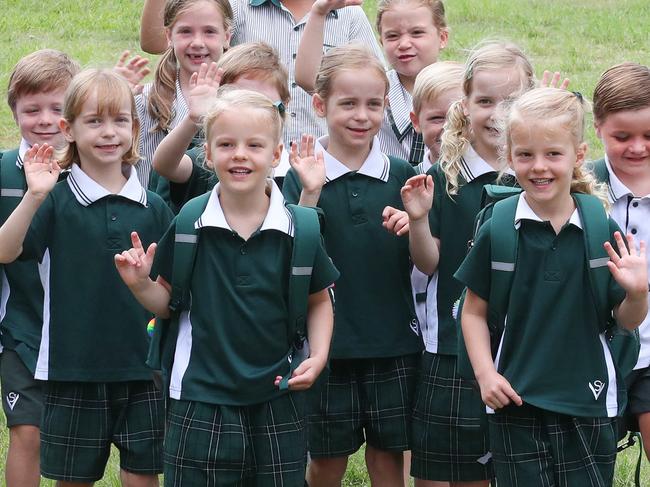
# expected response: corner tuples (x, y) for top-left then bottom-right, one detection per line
(438, 99), (471, 196)
(147, 47), (178, 132)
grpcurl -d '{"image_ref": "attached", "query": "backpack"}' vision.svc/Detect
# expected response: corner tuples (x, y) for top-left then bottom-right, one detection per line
(146, 192), (323, 391)
(455, 186), (640, 389)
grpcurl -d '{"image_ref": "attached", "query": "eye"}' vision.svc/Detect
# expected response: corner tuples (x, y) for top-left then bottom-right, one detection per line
(614, 135), (629, 142)
(477, 98), (492, 106)
(427, 116), (445, 124)
(384, 33), (398, 41)
(369, 100), (383, 108)
(412, 29), (426, 36)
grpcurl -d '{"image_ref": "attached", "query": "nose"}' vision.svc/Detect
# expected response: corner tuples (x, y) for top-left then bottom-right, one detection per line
(629, 137), (647, 154)
(532, 155), (547, 171)
(101, 121), (117, 137)
(397, 35), (412, 50)
(37, 109), (58, 127)
(233, 143), (247, 160)
(190, 33), (205, 48)
(353, 105), (369, 122)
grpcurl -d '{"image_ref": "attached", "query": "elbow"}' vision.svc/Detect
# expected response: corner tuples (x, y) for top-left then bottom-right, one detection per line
(0, 248), (21, 264)
(295, 72), (315, 94)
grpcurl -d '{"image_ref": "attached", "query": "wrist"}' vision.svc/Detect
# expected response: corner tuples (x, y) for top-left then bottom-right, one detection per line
(311, 3), (330, 17)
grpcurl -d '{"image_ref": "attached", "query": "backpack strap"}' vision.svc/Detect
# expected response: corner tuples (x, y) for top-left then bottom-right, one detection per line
(0, 149), (26, 222)
(278, 204), (321, 390)
(588, 158), (610, 185)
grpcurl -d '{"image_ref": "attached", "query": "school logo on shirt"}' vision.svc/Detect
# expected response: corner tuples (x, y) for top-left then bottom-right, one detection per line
(6, 392), (19, 411)
(588, 380), (605, 400)
(410, 318), (420, 336)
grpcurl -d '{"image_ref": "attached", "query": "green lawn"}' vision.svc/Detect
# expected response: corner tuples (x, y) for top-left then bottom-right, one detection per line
(1, 0), (650, 485)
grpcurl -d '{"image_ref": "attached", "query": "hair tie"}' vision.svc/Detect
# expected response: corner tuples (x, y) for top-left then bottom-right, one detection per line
(273, 101), (286, 116)
(572, 91), (584, 102)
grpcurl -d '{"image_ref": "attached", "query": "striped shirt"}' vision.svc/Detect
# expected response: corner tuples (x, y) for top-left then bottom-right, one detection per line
(135, 77), (190, 188)
(230, 0), (384, 146)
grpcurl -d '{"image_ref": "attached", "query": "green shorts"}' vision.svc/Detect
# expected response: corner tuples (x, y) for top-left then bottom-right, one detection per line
(40, 380), (164, 482)
(164, 393), (307, 486)
(308, 353), (419, 458)
(410, 352), (492, 481)
(0, 349), (43, 428)
(489, 403), (617, 487)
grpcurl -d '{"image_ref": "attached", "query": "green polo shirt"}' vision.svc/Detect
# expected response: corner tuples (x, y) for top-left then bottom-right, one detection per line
(0, 142), (43, 373)
(455, 194), (626, 417)
(283, 136), (422, 359)
(153, 182), (338, 406)
(426, 149), (518, 355)
(21, 164), (173, 382)
(167, 146), (217, 214)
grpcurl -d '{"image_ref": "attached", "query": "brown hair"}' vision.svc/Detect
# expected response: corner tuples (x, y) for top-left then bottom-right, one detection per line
(439, 40), (535, 195)
(217, 42), (291, 106)
(148, 0), (233, 132)
(412, 61), (463, 114)
(60, 69), (140, 168)
(314, 44), (389, 101)
(7, 49), (80, 111)
(376, 0), (447, 35)
(503, 87), (609, 207)
(593, 62), (650, 122)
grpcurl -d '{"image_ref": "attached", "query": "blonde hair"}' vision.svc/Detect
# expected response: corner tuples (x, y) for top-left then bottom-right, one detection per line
(593, 62), (650, 123)
(148, 0), (233, 132)
(217, 42), (291, 106)
(204, 87), (284, 145)
(376, 0), (447, 35)
(60, 69), (140, 169)
(314, 44), (389, 100)
(7, 49), (80, 111)
(412, 61), (463, 114)
(439, 41), (535, 196)
(503, 87), (609, 207)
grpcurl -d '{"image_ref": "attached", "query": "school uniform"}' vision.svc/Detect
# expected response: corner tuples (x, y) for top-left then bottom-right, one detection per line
(454, 193), (625, 486)
(601, 157), (650, 419)
(152, 181), (338, 485)
(410, 146), (516, 481)
(283, 136), (422, 456)
(0, 140), (44, 427)
(230, 0), (384, 146)
(19, 163), (173, 482)
(378, 70), (425, 165)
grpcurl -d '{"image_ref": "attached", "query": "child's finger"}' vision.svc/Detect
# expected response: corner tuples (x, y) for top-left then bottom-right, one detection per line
(540, 70), (550, 87)
(505, 385), (523, 406)
(603, 241), (622, 267)
(189, 71), (199, 88)
(145, 242), (157, 262)
(615, 231), (630, 257)
(116, 50), (130, 67)
(382, 205), (396, 219)
(131, 231), (145, 252)
(626, 232), (638, 255)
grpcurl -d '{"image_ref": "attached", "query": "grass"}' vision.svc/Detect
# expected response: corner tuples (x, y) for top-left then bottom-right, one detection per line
(1, 0), (650, 484)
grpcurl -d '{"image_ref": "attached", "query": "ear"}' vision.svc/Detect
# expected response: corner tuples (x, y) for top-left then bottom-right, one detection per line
(59, 118), (74, 143)
(410, 111), (421, 134)
(224, 29), (232, 50)
(204, 141), (212, 166)
(313, 93), (327, 118)
(438, 28), (449, 50)
(575, 142), (588, 167)
(271, 142), (284, 168)
(165, 28), (173, 49)
(461, 97), (469, 117)
(594, 120), (603, 140)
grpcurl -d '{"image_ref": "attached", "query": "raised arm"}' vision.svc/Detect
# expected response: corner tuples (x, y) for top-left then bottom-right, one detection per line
(0, 144), (60, 263)
(289, 134), (325, 207)
(140, 0), (168, 54)
(294, 0), (362, 93)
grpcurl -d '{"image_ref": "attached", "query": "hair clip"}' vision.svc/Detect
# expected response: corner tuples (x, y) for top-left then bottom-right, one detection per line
(273, 101), (286, 116)
(572, 91), (584, 102)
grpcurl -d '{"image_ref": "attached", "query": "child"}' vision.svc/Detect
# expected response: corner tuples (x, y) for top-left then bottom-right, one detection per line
(1, 49), (79, 487)
(592, 62), (650, 460)
(152, 42), (292, 212)
(138, 0), (383, 146)
(283, 44), (422, 487)
(136, 0), (233, 189)
(456, 87), (648, 486)
(0, 69), (173, 486)
(295, 0), (448, 165)
(115, 88), (338, 485)
(402, 41), (535, 486)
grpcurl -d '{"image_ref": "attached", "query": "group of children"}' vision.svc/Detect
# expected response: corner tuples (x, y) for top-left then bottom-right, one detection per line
(0, 0), (649, 486)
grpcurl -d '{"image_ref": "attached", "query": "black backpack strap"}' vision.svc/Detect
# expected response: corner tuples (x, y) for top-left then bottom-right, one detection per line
(278, 204), (321, 390)
(0, 149), (26, 222)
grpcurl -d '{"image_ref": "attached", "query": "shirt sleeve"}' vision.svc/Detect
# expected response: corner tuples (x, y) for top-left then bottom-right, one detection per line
(151, 219), (176, 284)
(454, 220), (492, 301)
(308, 236), (339, 294)
(20, 194), (55, 263)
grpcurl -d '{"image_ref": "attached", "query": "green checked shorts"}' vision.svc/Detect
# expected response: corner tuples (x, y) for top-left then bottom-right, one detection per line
(410, 352), (493, 481)
(40, 380), (164, 482)
(489, 403), (617, 487)
(307, 353), (419, 457)
(164, 393), (308, 487)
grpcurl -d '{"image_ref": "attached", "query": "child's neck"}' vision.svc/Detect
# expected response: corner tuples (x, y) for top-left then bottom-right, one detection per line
(219, 184), (271, 241)
(178, 69), (193, 99)
(471, 142), (500, 170)
(280, 0), (313, 21)
(397, 72), (415, 94)
(615, 170), (650, 198)
(79, 161), (128, 194)
(525, 192), (576, 235)
(327, 138), (371, 172)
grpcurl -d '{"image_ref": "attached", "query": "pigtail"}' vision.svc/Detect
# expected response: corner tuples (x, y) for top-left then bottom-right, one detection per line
(147, 47), (178, 132)
(439, 99), (471, 196)
(571, 166), (611, 210)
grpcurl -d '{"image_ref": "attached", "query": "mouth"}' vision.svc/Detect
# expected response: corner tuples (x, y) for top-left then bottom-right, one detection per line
(347, 127), (370, 136)
(34, 132), (59, 137)
(397, 54), (416, 62)
(187, 53), (211, 64)
(96, 144), (120, 152)
(486, 126), (500, 136)
(530, 178), (553, 187)
(229, 167), (252, 176)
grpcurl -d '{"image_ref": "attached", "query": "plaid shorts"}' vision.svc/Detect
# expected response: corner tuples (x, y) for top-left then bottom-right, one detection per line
(410, 352), (492, 481)
(164, 393), (307, 486)
(308, 353), (419, 457)
(0, 349), (43, 427)
(489, 403), (617, 487)
(40, 380), (164, 482)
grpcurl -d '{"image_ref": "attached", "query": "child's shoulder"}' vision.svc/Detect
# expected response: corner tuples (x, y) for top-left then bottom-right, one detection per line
(386, 154), (415, 179)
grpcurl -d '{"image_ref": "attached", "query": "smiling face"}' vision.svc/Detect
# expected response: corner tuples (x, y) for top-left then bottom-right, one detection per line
(379, 1), (448, 89)
(509, 117), (586, 216)
(60, 89), (135, 170)
(411, 87), (461, 160)
(205, 106), (282, 196)
(462, 67), (525, 163)
(314, 68), (387, 155)
(166, 0), (231, 80)
(595, 107), (650, 185)
(13, 89), (67, 149)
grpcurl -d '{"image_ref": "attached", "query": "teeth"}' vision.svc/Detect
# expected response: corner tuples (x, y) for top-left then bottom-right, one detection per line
(532, 179), (551, 184)
(230, 169), (251, 174)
